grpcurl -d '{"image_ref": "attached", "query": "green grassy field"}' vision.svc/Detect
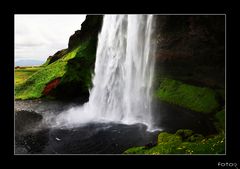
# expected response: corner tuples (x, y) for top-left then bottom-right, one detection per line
(15, 66), (42, 86)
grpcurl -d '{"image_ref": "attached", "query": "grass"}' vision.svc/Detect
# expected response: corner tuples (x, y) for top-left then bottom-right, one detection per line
(15, 67), (42, 86)
(15, 61), (67, 99)
(154, 78), (221, 113)
(60, 37), (97, 88)
(124, 129), (225, 154)
(15, 39), (90, 99)
(14, 37), (97, 100)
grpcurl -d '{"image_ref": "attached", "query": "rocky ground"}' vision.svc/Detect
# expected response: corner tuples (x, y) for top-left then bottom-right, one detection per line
(14, 98), (219, 154)
(14, 99), (160, 154)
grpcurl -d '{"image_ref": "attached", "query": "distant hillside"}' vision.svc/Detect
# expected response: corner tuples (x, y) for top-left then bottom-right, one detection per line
(15, 60), (44, 66)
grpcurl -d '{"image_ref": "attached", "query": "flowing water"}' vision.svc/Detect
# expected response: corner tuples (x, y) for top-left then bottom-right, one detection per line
(15, 15), (219, 154)
(56, 15), (156, 129)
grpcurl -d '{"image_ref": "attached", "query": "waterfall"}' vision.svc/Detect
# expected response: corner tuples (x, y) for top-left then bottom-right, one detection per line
(56, 15), (156, 129)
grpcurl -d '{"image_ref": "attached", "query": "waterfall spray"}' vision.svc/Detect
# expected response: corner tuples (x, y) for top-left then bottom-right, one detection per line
(56, 15), (156, 129)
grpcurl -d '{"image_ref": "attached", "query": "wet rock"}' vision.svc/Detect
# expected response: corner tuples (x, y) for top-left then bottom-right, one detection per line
(15, 146), (28, 154)
(15, 110), (43, 133)
(15, 129), (50, 154)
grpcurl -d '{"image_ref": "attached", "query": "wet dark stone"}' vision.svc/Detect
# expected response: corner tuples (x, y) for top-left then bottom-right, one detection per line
(152, 100), (218, 136)
(14, 99), (218, 154)
(15, 110), (43, 133)
(15, 123), (159, 154)
(15, 129), (50, 154)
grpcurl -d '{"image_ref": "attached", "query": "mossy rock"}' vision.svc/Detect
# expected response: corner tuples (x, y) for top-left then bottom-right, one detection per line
(124, 143), (184, 154)
(124, 131), (225, 154)
(154, 78), (221, 113)
(186, 134), (204, 142)
(177, 133), (225, 154)
(124, 146), (146, 154)
(175, 129), (194, 140)
(158, 132), (182, 144)
(214, 109), (225, 131)
(49, 37), (97, 100)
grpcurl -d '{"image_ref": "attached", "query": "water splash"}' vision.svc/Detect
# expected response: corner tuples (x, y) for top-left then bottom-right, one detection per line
(56, 15), (156, 130)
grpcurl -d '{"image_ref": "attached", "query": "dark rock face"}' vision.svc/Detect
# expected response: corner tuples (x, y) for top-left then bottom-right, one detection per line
(154, 15), (225, 89)
(68, 15), (103, 50)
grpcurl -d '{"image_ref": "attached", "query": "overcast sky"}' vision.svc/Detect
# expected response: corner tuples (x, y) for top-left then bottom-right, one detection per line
(14, 14), (87, 62)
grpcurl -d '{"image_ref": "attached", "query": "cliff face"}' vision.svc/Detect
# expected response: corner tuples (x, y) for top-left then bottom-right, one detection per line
(44, 15), (103, 67)
(68, 15), (103, 50)
(47, 15), (103, 100)
(124, 15), (225, 154)
(15, 15), (225, 107)
(15, 15), (103, 100)
(154, 15), (225, 89)
(152, 15), (225, 136)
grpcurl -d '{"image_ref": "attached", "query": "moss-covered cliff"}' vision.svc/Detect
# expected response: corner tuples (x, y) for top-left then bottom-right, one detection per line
(152, 15), (225, 126)
(15, 15), (103, 101)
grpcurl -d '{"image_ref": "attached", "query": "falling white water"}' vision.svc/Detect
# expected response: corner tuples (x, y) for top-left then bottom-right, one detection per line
(56, 15), (156, 129)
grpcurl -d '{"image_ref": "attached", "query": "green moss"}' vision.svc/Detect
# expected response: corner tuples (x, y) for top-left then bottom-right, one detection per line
(15, 37), (98, 100)
(158, 132), (182, 144)
(214, 109), (225, 131)
(154, 78), (220, 113)
(175, 129), (194, 139)
(15, 61), (66, 99)
(124, 130), (225, 154)
(123, 146), (146, 154)
(177, 133), (225, 154)
(186, 133), (204, 142)
(60, 37), (97, 88)
(124, 143), (184, 154)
